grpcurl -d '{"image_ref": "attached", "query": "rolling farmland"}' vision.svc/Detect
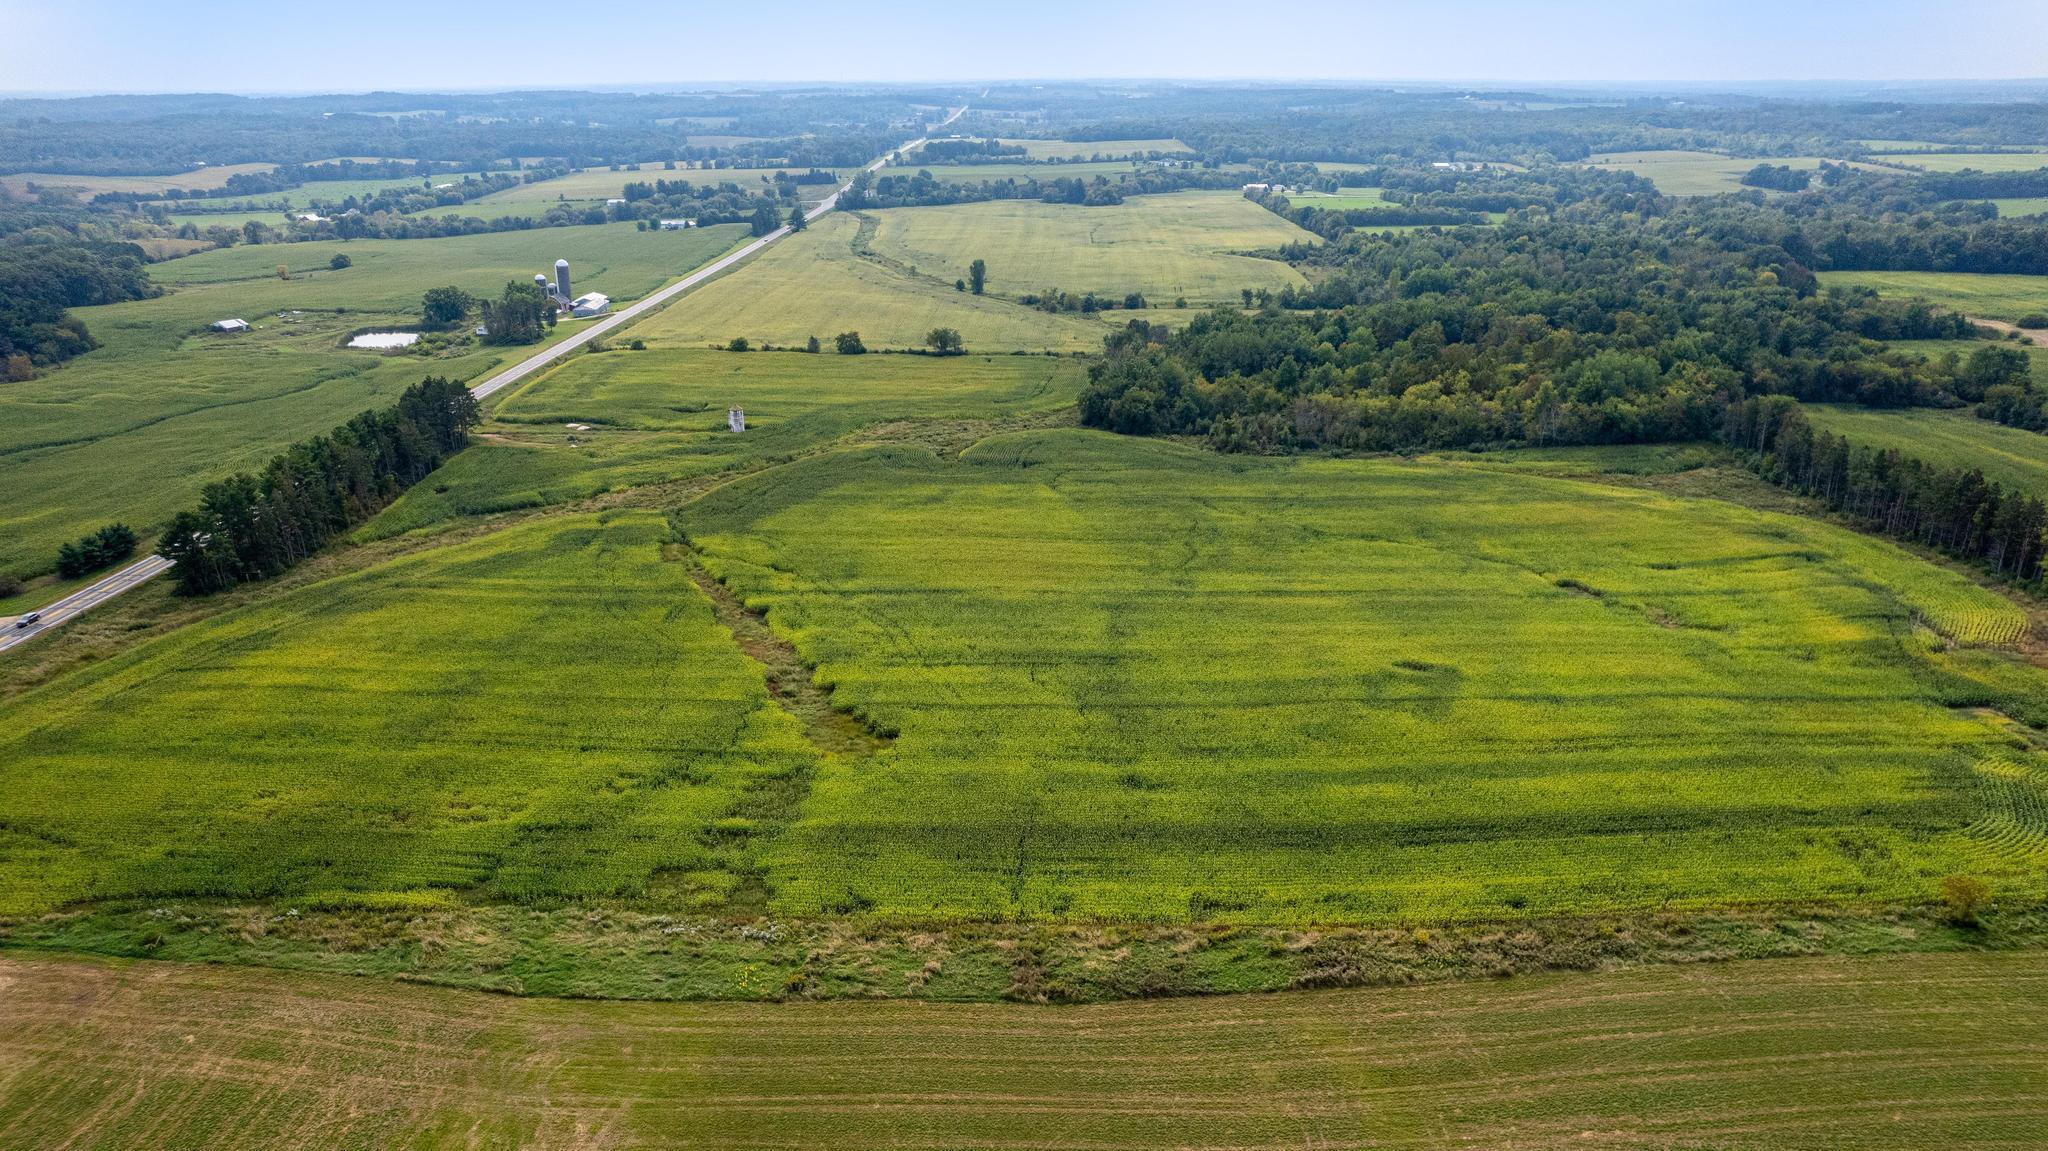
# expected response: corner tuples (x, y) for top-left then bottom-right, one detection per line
(1581, 151), (1846, 195)
(1000, 137), (1194, 159)
(859, 192), (1315, 302)
(631, 210), (1114, 351)
(5, 949), (2045, 1149)
(365, 348), (1086, 536)
(670, 430), (2048, 922)
(0, 510), (818, 915)
(0, 223), (745, 581)
(459, 166), (838, 221)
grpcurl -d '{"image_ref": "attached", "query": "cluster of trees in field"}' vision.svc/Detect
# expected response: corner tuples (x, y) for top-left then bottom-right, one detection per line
(837, 165), (1253, 209)
(1734, 395), (2048, 580)
(1078, 213), (1987, 454)
(55, 523), (136, 579)
(159, 378), (480, 594)
(1019, 287), (1148, 314)
(1740, 164), (1813, 191)
(0, 233), (156, 377)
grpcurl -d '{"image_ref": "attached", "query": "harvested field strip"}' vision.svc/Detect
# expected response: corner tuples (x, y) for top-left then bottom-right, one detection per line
(2, 950), (2046, 1148)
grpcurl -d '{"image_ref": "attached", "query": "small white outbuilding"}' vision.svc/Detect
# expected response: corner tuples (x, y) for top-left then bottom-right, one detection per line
(209, 318), (250, 333)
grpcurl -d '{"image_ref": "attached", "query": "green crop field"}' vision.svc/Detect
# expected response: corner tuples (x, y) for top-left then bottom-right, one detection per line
(1805, 403), (2048, 497)
(0, 223), (746, 586)
(859, 192), (1315, 302)
(631, 210), (1114, 352)
(1821, 269), (2048, 324)
(1000, 137), (1193, 159)
(1991, 197), (2048, 217)
(10, 429), (2046, 924)
(0, 509), (823, 914)
(7, 947), (2047, 1148)
(365, 348), (1086, 536)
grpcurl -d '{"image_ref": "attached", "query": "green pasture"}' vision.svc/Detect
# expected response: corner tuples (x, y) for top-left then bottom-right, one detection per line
(1821, 269), (2048, 324)
(1879, 151), (2048, 173)
(860, 191), (1315, 302)
(365, 349), (1086, 536)
(1991, 197), (2048, 217)
(669, 429), (2048, 922)
(0, 223), (746, 583)
(1582, 151), (1861, 196)
(6, 950), (2045, 1148)
(1804, 402), (2048, 497)
(632, 210), (1114, 352)
(1279, 188), (1391, 209)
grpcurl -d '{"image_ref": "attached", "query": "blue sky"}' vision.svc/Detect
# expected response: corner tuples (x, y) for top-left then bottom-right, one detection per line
(5, 0), (2043, 94)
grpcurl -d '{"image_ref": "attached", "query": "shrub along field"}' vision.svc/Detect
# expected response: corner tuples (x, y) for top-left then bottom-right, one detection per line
(7, 949), (2045, 1149)
(860, 192), (1315, 303)
(1805, 403), (2048, 497)
(631, 211), (1115, 352)
(0, 222), (745, 585)
(1820, 269), (2048, 324)
(671, 429), (2048, 922)
(363, 348), (1086, 537)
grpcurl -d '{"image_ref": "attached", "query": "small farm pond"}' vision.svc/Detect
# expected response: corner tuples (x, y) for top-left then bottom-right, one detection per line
(347, 331), (420, 349)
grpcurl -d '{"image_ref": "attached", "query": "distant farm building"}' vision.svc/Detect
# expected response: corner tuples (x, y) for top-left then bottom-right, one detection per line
(209, 318), (250, 333)
(569, 293), (610, 318)
(658, 219), (695, 230)
(728, 407), (745, 433)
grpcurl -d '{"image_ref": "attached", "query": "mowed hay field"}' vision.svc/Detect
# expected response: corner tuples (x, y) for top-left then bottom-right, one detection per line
(1582, 151), (1849, 196)
(366, 348), (1086, 536)
(633, 210), (1113, 352)
(1821, 269), (2048, 324)
(0, 510), (821, 915)
(0, 223), (745, 582)
(460, 166), (840, 220)
(860, 192), (1315, 302)
(1805, 402), (2048, 497)
(677, 430), (2048, 922)
(0, 163), (276, 197)
(1877, 151), (2048, 173)
(5, 950), (2045, 1149)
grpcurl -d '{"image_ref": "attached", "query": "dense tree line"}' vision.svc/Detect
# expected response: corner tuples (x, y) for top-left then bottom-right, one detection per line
(1078, 214), (1985, 454)
(1733, 395), (2048, 580)
(912, 138), (1026, 162)
(159, 378), (479, 594)
(0, 235), (156, 376)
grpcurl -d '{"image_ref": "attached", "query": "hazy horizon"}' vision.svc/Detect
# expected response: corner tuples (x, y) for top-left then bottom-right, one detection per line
(6, 0), (2043, 96)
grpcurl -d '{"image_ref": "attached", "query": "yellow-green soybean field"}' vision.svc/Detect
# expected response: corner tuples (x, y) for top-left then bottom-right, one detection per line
(663, 430), (2048, 922)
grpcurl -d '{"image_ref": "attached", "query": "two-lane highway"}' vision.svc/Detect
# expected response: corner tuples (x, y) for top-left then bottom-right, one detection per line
(0, 554), (175, 652)
(1, 107), (969, 653)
